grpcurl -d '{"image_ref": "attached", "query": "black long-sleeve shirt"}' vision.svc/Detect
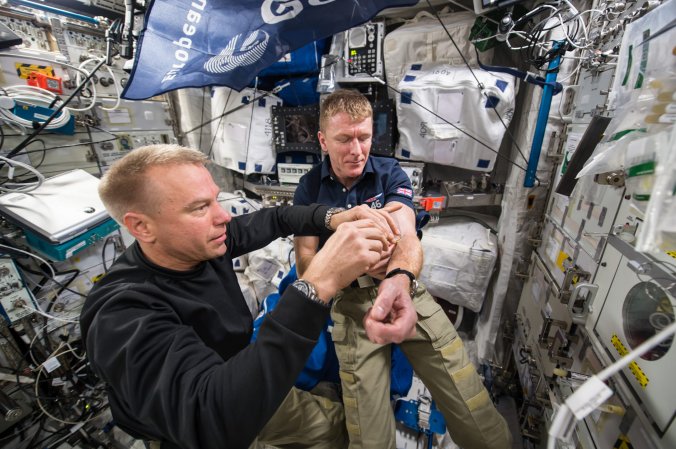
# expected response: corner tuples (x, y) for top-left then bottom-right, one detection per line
(80, 205), (332, 449)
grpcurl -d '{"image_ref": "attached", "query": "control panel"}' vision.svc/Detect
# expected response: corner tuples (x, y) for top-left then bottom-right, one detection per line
(399, 161), (425, 195)
(277, 163), (313, 185)
(343, 21), (384, 80)
(0, 258), (37, 325)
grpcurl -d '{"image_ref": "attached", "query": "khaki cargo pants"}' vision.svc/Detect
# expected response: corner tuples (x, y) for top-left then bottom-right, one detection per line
(331, 283), (512, 449)
(252, 385), (348, 449)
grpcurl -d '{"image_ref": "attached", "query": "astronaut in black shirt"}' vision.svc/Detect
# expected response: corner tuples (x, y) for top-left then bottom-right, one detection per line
(80, 144), (413, 449)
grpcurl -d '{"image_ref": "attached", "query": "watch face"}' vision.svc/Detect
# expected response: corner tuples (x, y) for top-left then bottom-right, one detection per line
(294, 280), (310, 296)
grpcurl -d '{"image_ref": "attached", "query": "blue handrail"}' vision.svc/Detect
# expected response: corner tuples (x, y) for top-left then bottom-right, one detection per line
(524, 40), (566, 187)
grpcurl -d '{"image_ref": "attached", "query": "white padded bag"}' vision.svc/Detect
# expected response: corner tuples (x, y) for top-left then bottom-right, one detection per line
(211, 87), (282, 174)
(419, 217), (498, 312)
(395, 64), (516, 171)
(383, 11), (493, 91)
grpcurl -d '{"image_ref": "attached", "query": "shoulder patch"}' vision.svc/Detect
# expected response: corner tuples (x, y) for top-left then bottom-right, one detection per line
(396, 187), (414, 198)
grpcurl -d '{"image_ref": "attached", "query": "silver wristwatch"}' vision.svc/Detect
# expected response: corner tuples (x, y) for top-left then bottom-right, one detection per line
(292, 279), (329, 308)
(324, 207), (346, 231)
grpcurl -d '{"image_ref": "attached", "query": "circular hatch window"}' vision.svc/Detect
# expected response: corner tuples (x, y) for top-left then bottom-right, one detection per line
(622, 282), (675, 361)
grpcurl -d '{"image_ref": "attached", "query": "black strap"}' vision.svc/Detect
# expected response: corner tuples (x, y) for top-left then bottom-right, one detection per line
(385, 268), (416, 283)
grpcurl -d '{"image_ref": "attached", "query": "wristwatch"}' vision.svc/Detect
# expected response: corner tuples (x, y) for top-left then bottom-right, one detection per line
(385, 268), (419, 297)
(292, 279), (330, 308)
(324, 207), (346, 231)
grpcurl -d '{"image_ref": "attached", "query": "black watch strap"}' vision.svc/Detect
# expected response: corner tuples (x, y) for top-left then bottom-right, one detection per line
(385, 268), (419, 297)
(385, 268), (415, 283)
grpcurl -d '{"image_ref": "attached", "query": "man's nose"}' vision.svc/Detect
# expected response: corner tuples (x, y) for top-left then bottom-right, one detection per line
(214, 203), (232, 224)
(349, 137), (361, 154)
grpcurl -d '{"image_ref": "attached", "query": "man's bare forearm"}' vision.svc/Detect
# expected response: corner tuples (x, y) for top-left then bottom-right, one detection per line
(295, 253), (314, 278)
(387, 234), (422, 276)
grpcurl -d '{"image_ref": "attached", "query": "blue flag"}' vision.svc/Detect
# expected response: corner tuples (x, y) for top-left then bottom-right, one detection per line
(122, 0), (417, 100)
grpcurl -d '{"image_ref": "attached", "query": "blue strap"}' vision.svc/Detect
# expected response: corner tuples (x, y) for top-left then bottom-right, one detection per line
(477, 59), (563, 95)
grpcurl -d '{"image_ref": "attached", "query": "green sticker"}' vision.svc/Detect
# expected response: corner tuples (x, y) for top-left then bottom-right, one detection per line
(621, 45), (633, 87)
(634, 30), (650, 89)
(627, 161), (655, 177)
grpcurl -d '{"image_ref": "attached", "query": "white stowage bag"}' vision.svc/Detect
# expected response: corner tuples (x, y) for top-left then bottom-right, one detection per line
(419, 217), (498, 312)
(210, 87), (282, 174)
(244, 237), (295, 302)
(383, 10), (493, 92)
(395, 64), (516, 172)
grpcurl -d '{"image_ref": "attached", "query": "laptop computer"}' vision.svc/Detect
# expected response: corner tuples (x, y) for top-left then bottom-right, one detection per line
(0, 169), (111, 244)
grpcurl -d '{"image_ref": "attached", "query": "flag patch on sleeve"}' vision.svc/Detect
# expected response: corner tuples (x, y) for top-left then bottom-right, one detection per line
(396, 187), (413, 198)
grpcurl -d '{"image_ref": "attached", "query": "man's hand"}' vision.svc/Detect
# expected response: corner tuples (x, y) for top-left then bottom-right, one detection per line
(363, 275), (417, 344)
(330, 203), (403, 244)
(365, 242), (395, 280)
(303, 219), (389, 302)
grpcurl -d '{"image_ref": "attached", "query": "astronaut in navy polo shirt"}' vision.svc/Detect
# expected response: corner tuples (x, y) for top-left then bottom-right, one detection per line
(293, 90), (511, 449)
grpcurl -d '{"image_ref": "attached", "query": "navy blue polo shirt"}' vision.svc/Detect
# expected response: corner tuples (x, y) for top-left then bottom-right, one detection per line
(294, 156), (415, 246)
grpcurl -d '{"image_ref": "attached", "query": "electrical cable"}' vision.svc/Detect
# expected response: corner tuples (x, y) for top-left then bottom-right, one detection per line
(0, 85), (72, 132)
(101, 235), (118, 273)
(0, 245), (78, 321)
(425, 0), (483, 87)
(0, 155), (45, 192)
(206, 87), (234, 159)
(421, 2), (540, 182)
(75, 58), (123, 112)
(25, 425), (70, 449)
(382, 81), (530, 175)
(9, 134), (119, 156)
(21, 303), (79, 324)
(34, 365), (106, 426)
(198, 87), (206, 151)
(241, 80), (259, 175)
(85, 123), (104, 176)
(16, 261), (87, 299)
(0, 139), (45, 183)
(443, 213), (498, 235)
(183, 87), (284, 137)
(6, 56), (109, 160)
(0, 244), (55, 279)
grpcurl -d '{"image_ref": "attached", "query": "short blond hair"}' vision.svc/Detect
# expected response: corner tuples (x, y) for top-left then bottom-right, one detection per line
(319, 89), (372, 132)
(99, 144), (209, 224)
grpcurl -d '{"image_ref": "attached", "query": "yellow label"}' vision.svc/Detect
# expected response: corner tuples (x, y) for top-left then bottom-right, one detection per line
(15, 63), (55, 79)
(611, 335), (649, 388)
(556, 251), (570, 272)
(613, 434), (634, 449)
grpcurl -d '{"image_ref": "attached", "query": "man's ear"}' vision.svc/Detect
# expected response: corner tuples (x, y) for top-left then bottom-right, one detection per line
(123, 212), (156, 243)
(318, 130), (328, 153)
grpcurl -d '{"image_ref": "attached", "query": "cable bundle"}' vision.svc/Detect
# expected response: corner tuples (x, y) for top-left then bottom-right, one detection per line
(0, 85), (72, 133)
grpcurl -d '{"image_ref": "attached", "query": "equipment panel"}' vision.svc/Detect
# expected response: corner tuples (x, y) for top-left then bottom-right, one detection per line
(592, 237), (675, 448)
(0, 257), (37, 325)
